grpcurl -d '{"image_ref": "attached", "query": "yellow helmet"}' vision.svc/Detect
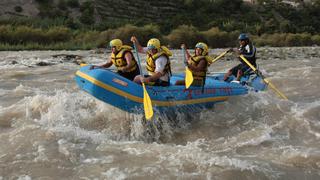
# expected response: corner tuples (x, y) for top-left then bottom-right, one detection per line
(109, 39), (123, 51)
(195, 42), (208, 56)
(147, 38), (161, 50)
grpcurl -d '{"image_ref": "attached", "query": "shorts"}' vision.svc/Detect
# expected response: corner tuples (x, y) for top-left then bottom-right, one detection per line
(117, 67), (140, 81)
(144, 75), (170, 86)
(230, 63), (251, 77)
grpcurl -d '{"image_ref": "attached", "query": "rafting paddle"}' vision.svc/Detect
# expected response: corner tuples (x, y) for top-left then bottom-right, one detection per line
(239, 55), (288, 100)
(133, 43), (154, 120)
(184, 48), (229, 88)
(182, 47), (194, 89)
(210, 50), (229, 65)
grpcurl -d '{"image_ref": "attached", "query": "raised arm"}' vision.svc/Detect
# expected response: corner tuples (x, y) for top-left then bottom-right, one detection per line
(181, 44), (191, 62)
(131, 36), (144, 53)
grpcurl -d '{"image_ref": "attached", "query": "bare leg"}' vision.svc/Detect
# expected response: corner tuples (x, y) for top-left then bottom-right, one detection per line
(223, 71), (232, 81)
(236, 70), (243, 81)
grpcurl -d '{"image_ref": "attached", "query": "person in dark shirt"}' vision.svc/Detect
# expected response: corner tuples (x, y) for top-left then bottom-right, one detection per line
(223, 33), (256, 82)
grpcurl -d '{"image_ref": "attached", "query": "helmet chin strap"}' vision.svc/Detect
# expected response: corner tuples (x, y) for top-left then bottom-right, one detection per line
(201, 49), (207, 56)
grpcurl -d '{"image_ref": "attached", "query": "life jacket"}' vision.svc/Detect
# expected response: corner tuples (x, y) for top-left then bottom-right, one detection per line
(111, 45), (138, 72)
(146, 46), (172, 76)
(188, 55), (212, 78)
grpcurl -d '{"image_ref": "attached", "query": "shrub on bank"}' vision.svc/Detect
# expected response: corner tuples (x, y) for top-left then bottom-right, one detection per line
(165, 25), (204, 48)
(285, 33), (304, 46)
(11, 26), (45, 44)
(113, 24), (146, 45)
(97, 24), (162, 47)
(0, 23), (319, 50)
(201, 27), (237, 48)
(311, 35), (320, 45)
(254, 33), (287, 47)
(96, 29), (116, 48)
(46, 26), (71, 43)
(298, 33), (312, 46)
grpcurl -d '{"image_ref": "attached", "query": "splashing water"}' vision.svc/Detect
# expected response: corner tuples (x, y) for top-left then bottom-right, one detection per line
(0, 47), (320, 179)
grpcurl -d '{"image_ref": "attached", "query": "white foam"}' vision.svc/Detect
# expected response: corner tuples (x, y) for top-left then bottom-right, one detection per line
(101, 168), (127, 180)
(6, 89), (151, 143)
(291, 100), (320, 118)
(225, 126), (272, 148)
(12, 84), (40, 95)
(290, 100), (320, 139)
(0, 48), (319, 179)
(33, 145), (49, 162)
(17, 175), (32, 180)
(82, 156), (114, 164)
(277, 145), (320, 168)
(122, 147), (151, 156)
(151, 139), (279, 178)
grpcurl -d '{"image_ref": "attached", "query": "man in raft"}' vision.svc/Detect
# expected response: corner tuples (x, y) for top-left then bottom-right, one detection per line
(223, 33), (257, 82)
(131, 36), (172, 86)
(90, 39), (140, 81)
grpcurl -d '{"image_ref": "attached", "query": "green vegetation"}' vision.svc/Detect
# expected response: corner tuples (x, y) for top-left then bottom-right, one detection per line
(1, 24), (319, 51)
(79, 1), (94, 25)
(0, 0), (320, 50)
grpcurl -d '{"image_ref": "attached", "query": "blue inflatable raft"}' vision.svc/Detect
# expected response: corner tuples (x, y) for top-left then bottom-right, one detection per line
(75, 65), (266, 114)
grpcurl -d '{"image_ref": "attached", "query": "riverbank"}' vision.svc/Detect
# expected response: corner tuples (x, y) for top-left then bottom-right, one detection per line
(1, 24), (319, 51)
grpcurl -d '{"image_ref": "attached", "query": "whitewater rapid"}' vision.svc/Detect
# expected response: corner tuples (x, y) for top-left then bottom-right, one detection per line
(0, 47), (320, 179)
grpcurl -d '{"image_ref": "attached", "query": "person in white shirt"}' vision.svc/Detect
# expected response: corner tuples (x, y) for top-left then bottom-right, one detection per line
(131, 36), (172, 86)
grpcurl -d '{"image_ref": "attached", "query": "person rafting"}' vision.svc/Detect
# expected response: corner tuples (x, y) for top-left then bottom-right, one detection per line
(131, 36), (172, 86)
(175, 42), (213, 86)
(223, 33), (257, 82)
(90, 39), (140, 81)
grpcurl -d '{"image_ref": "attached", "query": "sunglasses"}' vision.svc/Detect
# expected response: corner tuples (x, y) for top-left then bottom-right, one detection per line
(147, 45), (156, 50)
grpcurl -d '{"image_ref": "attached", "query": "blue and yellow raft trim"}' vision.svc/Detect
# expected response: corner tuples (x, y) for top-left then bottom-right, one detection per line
(75, 65), (266, 113)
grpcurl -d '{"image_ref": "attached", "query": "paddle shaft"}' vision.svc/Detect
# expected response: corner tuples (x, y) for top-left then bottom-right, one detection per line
(133, 44), (144, 76)
(133, 43), (154, 120)
(239, 55), (288, 100)
(211, 50), (228, 64)
(182, 48), (194, 89)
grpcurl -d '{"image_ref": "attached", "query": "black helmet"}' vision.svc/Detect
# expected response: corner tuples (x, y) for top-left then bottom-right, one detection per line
(238, 33), (249, 41)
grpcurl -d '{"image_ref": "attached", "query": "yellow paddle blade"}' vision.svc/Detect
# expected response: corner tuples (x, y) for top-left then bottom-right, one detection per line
(80, 63), (87, 67)
(142, 83), (153, 120)
(185, 67), (194, 89)
(239, 55), (288, 100)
